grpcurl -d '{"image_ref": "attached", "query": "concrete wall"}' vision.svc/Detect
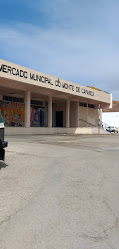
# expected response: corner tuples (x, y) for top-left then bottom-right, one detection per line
(70, 102), (77, 127)
(79, 106), (99, 127)
(79, 106), (87, 127)
(5, 127), (109, 136)
(88, 108), (98, 126)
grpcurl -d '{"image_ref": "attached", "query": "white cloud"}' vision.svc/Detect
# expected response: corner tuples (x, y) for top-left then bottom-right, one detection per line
(0, 0), (119, 101)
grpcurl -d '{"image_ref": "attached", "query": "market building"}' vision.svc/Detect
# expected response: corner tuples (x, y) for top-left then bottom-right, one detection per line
(0, 59), (112, 135)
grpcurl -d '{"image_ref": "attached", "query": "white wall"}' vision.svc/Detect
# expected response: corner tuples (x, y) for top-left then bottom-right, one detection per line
(102, 112), (119, 127)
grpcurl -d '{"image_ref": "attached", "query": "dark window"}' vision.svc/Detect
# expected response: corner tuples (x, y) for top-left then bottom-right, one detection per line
(31, 100), (43, 107)
(88, 104), (94, 108)
(79, 102), (87, 107)
(3, 95), (24, 103)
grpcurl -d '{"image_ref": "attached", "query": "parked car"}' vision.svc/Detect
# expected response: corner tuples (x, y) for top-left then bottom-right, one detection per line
(106, 126), (118, 133)
(0, 111), (8, 160)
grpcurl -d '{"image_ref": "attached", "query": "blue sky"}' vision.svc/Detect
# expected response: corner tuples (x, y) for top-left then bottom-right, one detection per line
(0, 0), (119, 99)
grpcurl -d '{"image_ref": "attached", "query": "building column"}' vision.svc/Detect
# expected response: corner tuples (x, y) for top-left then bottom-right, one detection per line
(66, 99), (70, 128)
(99, 108), (102, 128)
(25, 91), (31, 127)
(100, 109), (102, 123)
(87, 103), (88, 127)
(76, 101), (79, 127)
(98, 104), (101, 127)
(48, 96), (52, 128)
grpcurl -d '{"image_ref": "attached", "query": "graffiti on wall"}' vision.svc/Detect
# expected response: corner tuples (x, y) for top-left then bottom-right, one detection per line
(0, 101), (25, 127)
(30, 107), (44, 127)
(0, 100), (46, 127)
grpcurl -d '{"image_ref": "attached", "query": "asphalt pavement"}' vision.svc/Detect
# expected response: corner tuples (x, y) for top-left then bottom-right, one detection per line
(0, 134), (119, 249)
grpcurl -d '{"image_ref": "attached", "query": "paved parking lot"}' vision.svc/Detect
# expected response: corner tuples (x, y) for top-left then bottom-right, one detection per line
(0, 134), (119, 249)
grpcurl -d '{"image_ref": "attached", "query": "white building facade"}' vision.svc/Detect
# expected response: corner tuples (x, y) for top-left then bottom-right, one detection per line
(0, 59), (112, 135)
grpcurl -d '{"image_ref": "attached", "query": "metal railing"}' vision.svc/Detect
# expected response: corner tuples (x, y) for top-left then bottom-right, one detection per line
(78, 119), (119, 132)
(100, 121), (110, 130)
(78, 119), (96, 127)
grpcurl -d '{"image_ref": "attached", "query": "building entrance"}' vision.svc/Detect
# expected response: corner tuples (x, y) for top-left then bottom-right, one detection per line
(56, 111), (63, 127)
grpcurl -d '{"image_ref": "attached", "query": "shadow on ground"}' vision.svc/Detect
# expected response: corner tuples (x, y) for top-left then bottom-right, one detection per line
(0, 161), (8, 170)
